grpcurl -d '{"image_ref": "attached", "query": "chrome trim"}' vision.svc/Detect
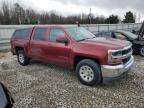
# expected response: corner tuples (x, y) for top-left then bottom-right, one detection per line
(108, 44), (132, 60)
(110, 43), (132, 52)
(112, 51), (133, 59)
(101, 56), (134, 78)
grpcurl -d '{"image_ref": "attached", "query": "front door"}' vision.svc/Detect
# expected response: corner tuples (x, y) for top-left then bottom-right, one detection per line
(46, 27), (71, 67)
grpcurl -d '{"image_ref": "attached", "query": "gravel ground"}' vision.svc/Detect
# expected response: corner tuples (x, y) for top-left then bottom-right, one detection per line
(0, 52), (6, 59)
(0, 52), (144, 108)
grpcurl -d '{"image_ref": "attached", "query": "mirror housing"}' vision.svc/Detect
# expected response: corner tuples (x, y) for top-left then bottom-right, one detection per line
(0, 82), (14, 108)
(56, 37), (68, 44)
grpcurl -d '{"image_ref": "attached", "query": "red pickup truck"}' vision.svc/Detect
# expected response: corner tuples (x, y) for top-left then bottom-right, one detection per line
(11, 25), (134, 86)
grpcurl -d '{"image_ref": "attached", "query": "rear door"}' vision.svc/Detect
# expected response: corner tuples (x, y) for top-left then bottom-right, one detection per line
(29, 27), (49, 60)
(46, 27), (71, 66)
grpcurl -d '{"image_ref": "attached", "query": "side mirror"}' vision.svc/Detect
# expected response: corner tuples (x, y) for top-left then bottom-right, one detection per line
(56, 36), (68, 44)
(0, 82), (14, 108)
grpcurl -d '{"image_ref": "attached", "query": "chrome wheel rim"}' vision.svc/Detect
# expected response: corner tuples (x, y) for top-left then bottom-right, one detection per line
(19, 53), (24, 63)
(79, 65), (94, 82)
(140, 47), (144, 56)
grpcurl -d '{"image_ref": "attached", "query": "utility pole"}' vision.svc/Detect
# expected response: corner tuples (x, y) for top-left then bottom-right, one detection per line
(138, 14), (141, 23)
(89, 8), (92, 24)
(87, 8), (92, 31)
(15, 3), (21, 24)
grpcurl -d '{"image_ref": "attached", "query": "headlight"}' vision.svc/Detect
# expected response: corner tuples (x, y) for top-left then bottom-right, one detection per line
(108, 50), (122, 65)
(112, 51), (122, 56)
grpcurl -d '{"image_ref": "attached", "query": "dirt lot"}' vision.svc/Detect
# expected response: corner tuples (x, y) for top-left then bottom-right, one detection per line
(0, 52), (144, 108)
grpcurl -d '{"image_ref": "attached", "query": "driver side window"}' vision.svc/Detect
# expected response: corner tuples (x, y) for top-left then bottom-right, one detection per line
(49, 28), (65, 42)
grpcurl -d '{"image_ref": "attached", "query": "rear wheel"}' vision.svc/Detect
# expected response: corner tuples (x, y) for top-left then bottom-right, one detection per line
(17, 50), (30, 66)
(76, 59), (102, 86)
(140, 46), (144, 57)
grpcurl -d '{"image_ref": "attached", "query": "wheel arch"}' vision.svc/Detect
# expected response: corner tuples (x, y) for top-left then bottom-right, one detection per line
(73, 55), (101, 70)
(15, 46), (24, 53)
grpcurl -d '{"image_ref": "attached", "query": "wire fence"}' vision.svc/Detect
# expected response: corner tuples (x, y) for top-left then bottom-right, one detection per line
(82, 23), (142, 34)
(0, 23), (142, 44)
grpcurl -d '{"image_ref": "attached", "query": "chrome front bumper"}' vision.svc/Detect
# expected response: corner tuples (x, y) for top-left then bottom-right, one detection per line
(101, 56), (134, 82)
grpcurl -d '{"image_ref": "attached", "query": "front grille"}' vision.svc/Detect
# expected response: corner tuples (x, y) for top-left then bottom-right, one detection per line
(122, 47), (132, 55)
(111, 45), (132, 64)
(112, 47), (132, 59)
(122, 56), (131, 64)
(121, 47), (132, 64)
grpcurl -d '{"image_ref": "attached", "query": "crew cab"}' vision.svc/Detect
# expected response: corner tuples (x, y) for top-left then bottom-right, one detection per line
(11, 25), (134, 86)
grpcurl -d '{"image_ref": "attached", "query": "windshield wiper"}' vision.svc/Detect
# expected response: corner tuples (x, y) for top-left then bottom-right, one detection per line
(77, 37), (96, 42)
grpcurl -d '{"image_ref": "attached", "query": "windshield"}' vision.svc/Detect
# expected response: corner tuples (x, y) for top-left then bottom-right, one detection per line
(66, 27), (96, 41)
(122, 31), (138, 39)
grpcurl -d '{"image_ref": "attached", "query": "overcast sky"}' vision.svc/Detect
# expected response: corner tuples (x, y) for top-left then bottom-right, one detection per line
(2, 0), (144, 21)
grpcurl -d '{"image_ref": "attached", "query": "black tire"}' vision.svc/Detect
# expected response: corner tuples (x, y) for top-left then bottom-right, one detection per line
(17, 50), (30, 66)
(76, 59), (102, 86)
(139, 46), (144, 57)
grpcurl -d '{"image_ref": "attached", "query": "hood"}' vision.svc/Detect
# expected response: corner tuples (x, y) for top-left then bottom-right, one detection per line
(133, 39), (144, 45)
(80, 37), (131, 50)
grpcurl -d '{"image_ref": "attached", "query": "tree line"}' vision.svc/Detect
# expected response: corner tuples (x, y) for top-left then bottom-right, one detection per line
(0, 1), (136, 25)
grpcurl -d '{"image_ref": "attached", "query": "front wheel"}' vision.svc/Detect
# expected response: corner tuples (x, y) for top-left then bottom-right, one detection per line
(76, 59), (102, 86)
(140, 46), (144, 57)
(17, 50), (30, 66)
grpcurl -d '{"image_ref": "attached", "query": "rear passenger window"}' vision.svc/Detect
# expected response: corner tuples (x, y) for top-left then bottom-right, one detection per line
(33, 28), (47, 41)
(13, 29), (32, 39)
(104, 32), (112, 37)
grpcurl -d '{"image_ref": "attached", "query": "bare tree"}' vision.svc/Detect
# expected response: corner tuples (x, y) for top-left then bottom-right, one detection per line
(1, 1), (11, 24)
(0, 0), (126, 25)
(0, 11), (3, 24)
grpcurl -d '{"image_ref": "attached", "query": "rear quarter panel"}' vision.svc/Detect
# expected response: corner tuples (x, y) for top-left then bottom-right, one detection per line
(10, 28), (33, 55)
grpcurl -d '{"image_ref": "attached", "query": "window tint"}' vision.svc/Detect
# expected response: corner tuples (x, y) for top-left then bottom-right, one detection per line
(49, 28), (65, 42)
(33, 28), (47, 40)
(99, 32), (111, 37)
(13, 29), (32, 38)
(104, 32), (112, 37)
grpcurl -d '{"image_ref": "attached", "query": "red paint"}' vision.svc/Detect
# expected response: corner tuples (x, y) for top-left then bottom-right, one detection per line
(11, 25), (130, 69)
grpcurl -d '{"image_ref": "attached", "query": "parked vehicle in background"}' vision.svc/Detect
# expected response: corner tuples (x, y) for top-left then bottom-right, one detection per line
(138, 21), (144, 38)
(131, 29), (139, 35)
(94, 30), (144, 56)
(11, 25), (134, 86)
(131, 22), (144, 37)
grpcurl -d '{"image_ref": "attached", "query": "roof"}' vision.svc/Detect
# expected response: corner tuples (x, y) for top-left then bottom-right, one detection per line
(34, 25), (78, 28)
(14, 25), (78, 31)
